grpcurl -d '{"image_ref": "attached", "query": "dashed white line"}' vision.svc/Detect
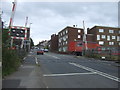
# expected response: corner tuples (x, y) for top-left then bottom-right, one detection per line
(46, 54), (60, 59)
(69, 62), (120, 82)
(0, 62), (1, 67)
(23, 57), (26, 60)
(35, 57), (38, 64)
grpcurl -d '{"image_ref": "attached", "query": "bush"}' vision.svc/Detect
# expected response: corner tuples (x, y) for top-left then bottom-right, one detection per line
(2, 47), (21, 77)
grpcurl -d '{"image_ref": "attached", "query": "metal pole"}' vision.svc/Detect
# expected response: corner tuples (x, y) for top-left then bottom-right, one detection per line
(83, 21), (88, 50)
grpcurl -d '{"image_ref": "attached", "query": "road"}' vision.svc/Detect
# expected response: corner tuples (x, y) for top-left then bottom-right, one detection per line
(35, 51), (119, 88)
(2, 50), (120, 88)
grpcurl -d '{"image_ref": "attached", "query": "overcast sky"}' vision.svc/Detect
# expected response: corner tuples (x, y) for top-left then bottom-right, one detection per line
(2, 1), (118, 45)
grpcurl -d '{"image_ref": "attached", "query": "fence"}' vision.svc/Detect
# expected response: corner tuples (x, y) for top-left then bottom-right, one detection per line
(85, 49), (120, 61)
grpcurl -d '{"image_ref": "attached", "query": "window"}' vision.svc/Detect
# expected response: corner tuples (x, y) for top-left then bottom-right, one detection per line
(59, 43), (60, 46)
(61, 33), (62, 36)
(99, 29), (104, 32)
(59, 39), (61, 43)
(109, 30), (114, 33)
(66, 41), (68, 44)
(119, 30), (120, 34)
(97, 35), (100, 40)
(59, 48), (62, 52)
(107, 36), (110, 41)
(63, 47), (67, 52)
(66, 29), (68, 33)
(119, 42), (120, 45)
(117, 36), (120, 41)
(66, 35), (68, 39)
(63, 36), (66, 41)
(99, 41), (104, 45)
(101, 35), (106, 39)
(78, 30), (81, 33)
(109, 42), (114, 45)
(78, 35), (81, 38)
(112, 36), (116, 39)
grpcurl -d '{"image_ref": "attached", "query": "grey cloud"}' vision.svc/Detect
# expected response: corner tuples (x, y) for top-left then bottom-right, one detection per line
(2, 2), (118, 45)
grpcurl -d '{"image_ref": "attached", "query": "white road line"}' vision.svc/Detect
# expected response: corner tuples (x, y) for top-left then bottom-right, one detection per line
(23, 57), (26, 60)
(35, 57), (38, 64)
(69, 62), (120, 82)
(46, 54), (60, 59)
(43, 72), (96, 77)
(0, 62), (1, 67)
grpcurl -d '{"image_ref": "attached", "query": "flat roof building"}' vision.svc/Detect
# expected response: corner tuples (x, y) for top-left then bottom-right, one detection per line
(58, 26), (84, 52)
(87, 26), (120, 50)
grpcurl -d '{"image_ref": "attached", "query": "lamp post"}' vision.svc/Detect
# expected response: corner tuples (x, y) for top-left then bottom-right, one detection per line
(29, 23), (32, 50)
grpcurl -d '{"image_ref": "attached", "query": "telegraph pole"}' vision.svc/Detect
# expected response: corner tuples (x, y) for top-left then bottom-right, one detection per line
(83, 21), (88, 55)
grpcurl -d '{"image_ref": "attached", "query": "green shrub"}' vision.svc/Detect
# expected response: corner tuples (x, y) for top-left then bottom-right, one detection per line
(2, 47), (21, 77)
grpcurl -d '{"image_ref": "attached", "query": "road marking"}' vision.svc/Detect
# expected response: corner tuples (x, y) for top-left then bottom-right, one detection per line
(23, 57), (26, 60)
(69, 62), (120, 82)
(28, 55), (31, 56)
(35, 57), (38, 64)
(43, 72), (96, 77)
(0, 62), (1, 67)
(46, 54), (60, 59)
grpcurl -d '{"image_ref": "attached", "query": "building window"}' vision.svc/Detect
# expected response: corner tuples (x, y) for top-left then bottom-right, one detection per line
(63, 31), (66, 35)
(112, 36), (116, 39)
(101, 35), (106, 39)
(109, 42), (114, 45)
(63, 47), (67, 52)
(66, 29), (68, 33)
(61, 33), (62, 36)
(78, 35), (81, 38)
(66, 35), (68, 39)
(99, 29), (104, 32)
(97, 35), (100, 40)
(59, 39), (61, 43)
(66, 41), (68, 44)
(109, 30), (114, 33)
(59, 48), (62, 52)
(107, 36), (110, 41)
(117, 36), (120, 41)
(78, 30), (81, 33)
(119, 30), (120, 34)
(119, 42), (120, 45)
(99, 41), (104, 45)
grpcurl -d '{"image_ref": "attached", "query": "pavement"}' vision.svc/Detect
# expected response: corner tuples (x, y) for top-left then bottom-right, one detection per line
(2, 50), (120, 88)
(2, 51), (47, 88)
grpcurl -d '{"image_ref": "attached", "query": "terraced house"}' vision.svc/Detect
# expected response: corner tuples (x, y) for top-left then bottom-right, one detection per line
(87, 26), (120, 50)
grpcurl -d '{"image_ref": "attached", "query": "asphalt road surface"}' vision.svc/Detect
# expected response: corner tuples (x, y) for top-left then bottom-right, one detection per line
(2, 50), (120, 88)
(35, 51), (119, 88)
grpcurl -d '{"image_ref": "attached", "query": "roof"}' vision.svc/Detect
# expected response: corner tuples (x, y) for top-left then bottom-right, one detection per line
(58, 26), (83, 34)
(90, 25), (120, 30)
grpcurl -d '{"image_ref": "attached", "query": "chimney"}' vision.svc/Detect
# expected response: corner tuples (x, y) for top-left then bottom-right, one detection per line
(73, 25), (75, 27)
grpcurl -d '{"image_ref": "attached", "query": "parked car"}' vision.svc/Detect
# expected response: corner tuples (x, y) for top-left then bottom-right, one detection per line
(37, 49), (44, 55)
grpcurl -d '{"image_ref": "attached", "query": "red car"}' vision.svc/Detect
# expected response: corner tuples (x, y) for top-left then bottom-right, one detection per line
(37, 49), (44, 55)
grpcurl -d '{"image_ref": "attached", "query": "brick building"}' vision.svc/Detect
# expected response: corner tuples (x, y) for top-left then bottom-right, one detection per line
(58, 26), (84, 52)
(87, 26), (120, 50)
(50, 34), (58, 52)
